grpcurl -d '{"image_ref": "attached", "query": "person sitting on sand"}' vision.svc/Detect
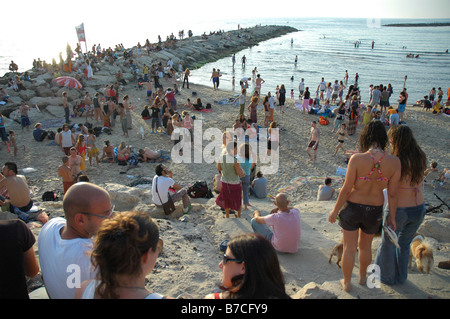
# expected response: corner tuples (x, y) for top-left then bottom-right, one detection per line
(102, 140), (115, 162)
(193, 97), (203, 111)
(75, 211), (167, 299)
(138, 147), (161, 162)
(317, 178), (335, 201)
(204, 233), (291, 299)
(0, 162), (48, 224)
(251, 193), (301, 253)
(152, 164), (191, 214)
(38, 182), (112, 299)
(33, 123), (48, 141)
(250, 171), (267, 199)
(117, 142), (130, 164)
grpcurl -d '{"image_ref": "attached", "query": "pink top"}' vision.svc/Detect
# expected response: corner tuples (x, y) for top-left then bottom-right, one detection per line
(183, 117), (193, 129)
(264, 208), (301, 253)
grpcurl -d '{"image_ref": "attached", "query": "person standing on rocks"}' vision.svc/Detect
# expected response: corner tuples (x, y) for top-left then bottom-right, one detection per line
(123, 95), (132, 130)
(62, 92), (71, 124)
(19, 101), (31, 131)
(182, 68), (190, 89)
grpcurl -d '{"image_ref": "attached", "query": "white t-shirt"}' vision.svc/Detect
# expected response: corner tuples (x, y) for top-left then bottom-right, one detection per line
(319, 81), (326, 91)
(299, 81), (305, 92)
(332, 83), (340, 94)
(152, 175), (175, 205)
(264, 208), (301, 253)
(60, 130), (73, 148)
(268, 96), (276, 109)
(38, 217), (96, 299)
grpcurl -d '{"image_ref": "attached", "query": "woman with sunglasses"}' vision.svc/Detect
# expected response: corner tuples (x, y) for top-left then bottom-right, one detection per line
(75, 211), (168, 299)
(205, 233), (290, 299)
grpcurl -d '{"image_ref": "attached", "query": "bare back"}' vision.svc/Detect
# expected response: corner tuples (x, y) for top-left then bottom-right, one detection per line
(0, 175), (31, 207)
(346, 151), (400, 206)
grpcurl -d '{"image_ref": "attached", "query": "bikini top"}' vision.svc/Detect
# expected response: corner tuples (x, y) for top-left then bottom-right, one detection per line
(357, 151), (390, 182)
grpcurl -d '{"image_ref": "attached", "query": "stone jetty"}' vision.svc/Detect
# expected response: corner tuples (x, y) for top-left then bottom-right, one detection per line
(0, 25), (298, 117)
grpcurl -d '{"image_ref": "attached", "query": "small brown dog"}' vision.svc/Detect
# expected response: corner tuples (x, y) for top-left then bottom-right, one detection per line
(329, 242), (343, 268)
(409, 233), (434, 274)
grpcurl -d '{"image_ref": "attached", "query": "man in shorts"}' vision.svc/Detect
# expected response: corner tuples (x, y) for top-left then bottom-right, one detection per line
(19, 101), (31, 131)
(306, 121), (320, 163)
(317, 77), (326, 101)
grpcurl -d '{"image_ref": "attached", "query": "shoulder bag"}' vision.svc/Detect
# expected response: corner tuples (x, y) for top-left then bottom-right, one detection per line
(155, 177), (176, 215)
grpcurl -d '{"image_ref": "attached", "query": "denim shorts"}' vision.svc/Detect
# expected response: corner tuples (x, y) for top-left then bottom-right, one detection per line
(338, 201), (383, 234)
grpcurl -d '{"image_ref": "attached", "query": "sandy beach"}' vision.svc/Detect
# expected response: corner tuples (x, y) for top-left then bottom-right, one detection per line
(1, 29), (449, 300)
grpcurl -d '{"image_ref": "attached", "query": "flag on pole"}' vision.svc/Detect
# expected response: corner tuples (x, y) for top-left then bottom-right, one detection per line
(75, 23), (86, 42)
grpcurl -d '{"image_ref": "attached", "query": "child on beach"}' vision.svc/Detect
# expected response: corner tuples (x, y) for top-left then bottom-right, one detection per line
(8, 130), (17, 156)
(184, 98), (193, 109)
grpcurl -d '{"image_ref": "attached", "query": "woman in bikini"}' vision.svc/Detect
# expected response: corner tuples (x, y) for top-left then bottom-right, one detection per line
(329, 120), (401, 292)
(375, 125), (427, 285)
(332, 123), (351, 156)
(102, 140), (115, 162)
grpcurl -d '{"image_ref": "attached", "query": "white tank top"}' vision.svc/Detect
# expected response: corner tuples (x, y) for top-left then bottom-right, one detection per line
(60, 130), (73, 148)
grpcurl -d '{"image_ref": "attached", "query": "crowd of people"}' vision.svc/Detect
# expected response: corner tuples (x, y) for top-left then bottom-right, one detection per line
(0, 32), (449, 300)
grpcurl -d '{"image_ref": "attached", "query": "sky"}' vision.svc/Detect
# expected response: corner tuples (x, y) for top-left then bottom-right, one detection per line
(5, 0), (450, 29)
(2, 0), (449, 71)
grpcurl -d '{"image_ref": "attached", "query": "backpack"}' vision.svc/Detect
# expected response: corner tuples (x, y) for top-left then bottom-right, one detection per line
(93, 127), (102, 137)
(206, 103), (212, 109)
(47, 130), (55, 140)
(42, 190), (59, 201)
(187, 181), (213, 198)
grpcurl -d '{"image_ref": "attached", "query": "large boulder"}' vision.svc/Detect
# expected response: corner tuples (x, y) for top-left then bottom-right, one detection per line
(291, 282), (338, 299)
(418, 215), (450, 242)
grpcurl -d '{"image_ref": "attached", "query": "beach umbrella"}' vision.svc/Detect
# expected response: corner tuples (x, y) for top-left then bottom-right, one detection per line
(54, 76), (83, 89)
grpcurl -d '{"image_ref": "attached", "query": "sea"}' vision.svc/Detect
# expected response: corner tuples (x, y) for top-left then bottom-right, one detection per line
(1, 17), (449, 103)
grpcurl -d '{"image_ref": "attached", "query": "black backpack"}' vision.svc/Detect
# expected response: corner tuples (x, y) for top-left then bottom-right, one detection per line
(42, 190), (59, 201)
(187, 181), (213, 198)
(47, 131), (55, 140)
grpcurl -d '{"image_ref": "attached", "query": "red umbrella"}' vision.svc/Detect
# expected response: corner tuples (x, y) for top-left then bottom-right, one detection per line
(54, 76), (83, 89)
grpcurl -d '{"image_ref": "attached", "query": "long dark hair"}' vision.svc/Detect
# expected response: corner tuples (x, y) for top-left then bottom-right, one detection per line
(388, 125), (426, 185)
(221, 233), (290, 299)
(359, 120), (387, 152)
(91, 211), (160, 299)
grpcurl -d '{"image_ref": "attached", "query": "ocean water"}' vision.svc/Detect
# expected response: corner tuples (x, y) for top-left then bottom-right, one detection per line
(1, 17), (449, 103)
(188, 17), (450, 103)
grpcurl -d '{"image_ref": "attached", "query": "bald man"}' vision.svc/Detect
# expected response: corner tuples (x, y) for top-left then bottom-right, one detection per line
(251, 193), (302, 253)
(38, 182), (112, 299)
